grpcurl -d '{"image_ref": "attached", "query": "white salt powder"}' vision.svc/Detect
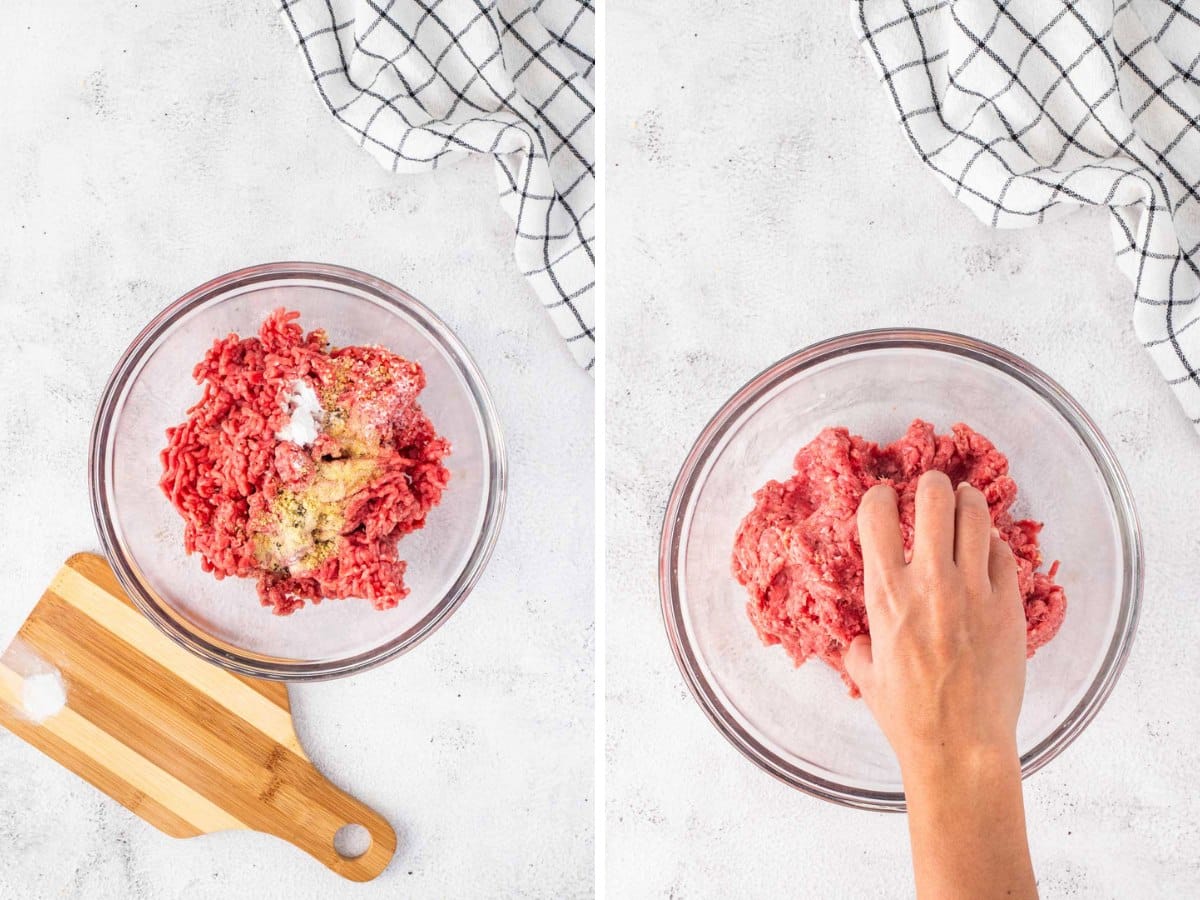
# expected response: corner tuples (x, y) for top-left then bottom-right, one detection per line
(276, 380), (324, 446)
(22, 671), (66, 722)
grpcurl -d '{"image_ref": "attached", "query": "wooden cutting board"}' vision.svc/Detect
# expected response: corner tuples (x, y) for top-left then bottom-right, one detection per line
(0, 553), (396, 882)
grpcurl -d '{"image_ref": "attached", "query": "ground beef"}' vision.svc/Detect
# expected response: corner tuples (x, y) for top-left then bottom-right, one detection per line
(160, 308), (450, 615)
(731, 420), (1066, 695)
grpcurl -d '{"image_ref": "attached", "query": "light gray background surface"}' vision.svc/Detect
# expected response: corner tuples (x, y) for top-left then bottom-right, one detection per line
(608, 3), (1200, 898)
(0, 3), (593, 898)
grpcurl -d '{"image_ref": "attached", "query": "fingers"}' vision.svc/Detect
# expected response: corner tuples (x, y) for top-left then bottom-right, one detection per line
(953, 482), (992, 578)
(858, 485), (906, 625)
(912, 470), (955, 567)
(843, 634), (874, 697)
(988, 529), (1020, 602)
(857, 484), (905, 572)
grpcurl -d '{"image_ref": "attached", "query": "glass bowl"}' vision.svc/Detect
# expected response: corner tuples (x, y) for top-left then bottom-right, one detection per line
(90, 262), (506, 680)
(660, 329), (1142, 810)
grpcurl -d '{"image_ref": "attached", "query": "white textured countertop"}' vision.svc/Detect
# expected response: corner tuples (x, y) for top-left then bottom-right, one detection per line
(0, 3), (592, 898)
(607, 2), (1200, 898)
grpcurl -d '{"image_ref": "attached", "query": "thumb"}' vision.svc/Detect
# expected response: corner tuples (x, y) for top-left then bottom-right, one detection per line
(843, 634), (874, 698)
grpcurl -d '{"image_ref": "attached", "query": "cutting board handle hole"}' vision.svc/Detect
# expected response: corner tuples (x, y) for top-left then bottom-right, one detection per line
(333, 823), (372, 860)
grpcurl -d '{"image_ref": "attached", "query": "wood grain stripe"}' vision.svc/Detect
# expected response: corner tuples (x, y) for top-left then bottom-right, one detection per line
(0, 664), (245, 835)
(63, 553), (290, 711)
(50, 565), (304, 757)
(0, 708), (204, 839)
(21, 593), (312, 823)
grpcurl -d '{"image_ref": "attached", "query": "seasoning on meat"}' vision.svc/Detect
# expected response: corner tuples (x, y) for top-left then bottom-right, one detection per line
(160, 308), (450, 615)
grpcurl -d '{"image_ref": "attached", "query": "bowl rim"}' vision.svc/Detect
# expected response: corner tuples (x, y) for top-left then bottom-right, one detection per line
(659, 327), (1144, 811)
(89, 260), (508, 681)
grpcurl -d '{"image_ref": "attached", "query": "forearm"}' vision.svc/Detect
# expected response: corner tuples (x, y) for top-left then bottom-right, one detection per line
(902, 743), (1037, 900)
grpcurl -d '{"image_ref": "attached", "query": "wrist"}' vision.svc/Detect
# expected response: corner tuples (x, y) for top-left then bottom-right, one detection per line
(899, 737), (1021, 794)
(900, 737), (1037, 900)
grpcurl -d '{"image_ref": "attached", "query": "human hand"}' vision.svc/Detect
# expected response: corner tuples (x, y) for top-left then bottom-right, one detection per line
(844, 470), (1027, 773)
(846, 471), (1037, 900)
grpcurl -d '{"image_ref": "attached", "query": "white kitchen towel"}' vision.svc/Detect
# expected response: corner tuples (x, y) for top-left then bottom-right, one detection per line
(856, 0), (1200, 427)
(279, 0), (596, 370)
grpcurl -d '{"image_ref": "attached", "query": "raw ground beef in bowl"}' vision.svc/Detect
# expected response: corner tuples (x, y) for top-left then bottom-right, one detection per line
(161, 308), (451, 616)
(659, 331), (1141, 806)
(91, 263), (505, 678)
(731, 419), (1067, 696)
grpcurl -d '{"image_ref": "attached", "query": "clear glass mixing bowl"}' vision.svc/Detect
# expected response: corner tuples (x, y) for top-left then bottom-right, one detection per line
(90, 262), (506, 680)
(660, 329), (1142, 810)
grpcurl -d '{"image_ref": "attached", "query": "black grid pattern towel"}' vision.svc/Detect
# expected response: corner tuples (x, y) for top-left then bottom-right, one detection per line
(280, 0), (595, 370)
(857, 0), (1200, 428)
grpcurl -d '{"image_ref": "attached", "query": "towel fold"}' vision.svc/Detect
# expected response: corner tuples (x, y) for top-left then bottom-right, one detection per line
(280, 0), (596, 370)
(856, 0), (1200, 428)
